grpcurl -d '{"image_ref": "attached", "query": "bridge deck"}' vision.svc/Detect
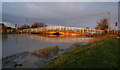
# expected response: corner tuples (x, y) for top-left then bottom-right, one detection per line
(22, 26), (104, 35)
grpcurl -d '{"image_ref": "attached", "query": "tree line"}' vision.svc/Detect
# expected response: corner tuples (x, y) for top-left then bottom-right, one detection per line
(19, 22), (47, 29)
(1, 18), (118, 32)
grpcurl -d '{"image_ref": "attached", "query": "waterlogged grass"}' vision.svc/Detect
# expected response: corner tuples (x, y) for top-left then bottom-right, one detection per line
(46, 39), (119, 68)
(32, 46), (59, 57)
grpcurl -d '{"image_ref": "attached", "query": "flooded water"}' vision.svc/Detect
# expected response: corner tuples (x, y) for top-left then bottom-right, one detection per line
(2, 34), (94, 58)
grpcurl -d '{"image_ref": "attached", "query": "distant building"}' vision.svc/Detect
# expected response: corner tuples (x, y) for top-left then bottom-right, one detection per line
(114, 22), (118, 30)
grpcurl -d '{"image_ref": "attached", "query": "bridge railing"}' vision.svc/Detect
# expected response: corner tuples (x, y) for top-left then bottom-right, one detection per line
(23, 26), (104, 34)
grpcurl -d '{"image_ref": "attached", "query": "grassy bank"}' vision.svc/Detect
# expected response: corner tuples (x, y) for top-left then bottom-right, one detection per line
(46, 38), (119, 68)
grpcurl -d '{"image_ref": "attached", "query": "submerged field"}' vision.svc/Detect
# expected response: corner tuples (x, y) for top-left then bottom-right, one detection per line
(46, 38), (119, 68)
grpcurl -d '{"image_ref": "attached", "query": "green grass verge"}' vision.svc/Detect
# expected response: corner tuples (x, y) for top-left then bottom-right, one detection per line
(46, 38), (119, 68)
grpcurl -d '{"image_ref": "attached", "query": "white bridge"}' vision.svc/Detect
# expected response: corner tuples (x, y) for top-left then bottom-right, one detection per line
(23, 26), (104, 34)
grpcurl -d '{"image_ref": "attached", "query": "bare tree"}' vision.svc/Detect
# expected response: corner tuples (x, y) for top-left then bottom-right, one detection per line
(95, 18), (109, 30)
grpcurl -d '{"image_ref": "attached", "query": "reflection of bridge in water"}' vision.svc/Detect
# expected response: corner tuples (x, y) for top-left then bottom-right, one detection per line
(23, 26), (104, 35)
(23, 34), (96, 43)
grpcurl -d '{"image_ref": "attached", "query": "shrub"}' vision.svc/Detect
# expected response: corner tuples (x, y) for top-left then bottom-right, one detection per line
(32, 46), (59, 57)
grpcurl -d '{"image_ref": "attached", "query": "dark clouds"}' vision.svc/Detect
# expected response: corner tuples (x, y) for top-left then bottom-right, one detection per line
(2, 2), (118, 29)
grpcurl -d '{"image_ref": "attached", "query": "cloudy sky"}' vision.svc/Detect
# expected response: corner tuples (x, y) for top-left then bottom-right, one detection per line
(2, 2), (118, 29)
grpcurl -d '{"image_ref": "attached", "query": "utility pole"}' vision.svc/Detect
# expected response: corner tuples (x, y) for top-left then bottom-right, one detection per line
(108, 11), (110, 33)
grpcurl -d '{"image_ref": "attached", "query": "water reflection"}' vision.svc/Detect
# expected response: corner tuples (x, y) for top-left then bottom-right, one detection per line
(21, 34), (93, 43)
(2, 35), (9, 40)
(2, 34), (94, 57)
